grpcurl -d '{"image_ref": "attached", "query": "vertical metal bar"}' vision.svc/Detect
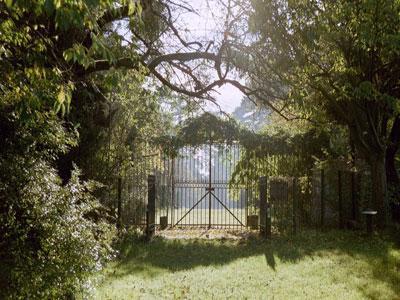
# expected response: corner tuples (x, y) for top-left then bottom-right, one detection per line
(224, 145), (226, 227)
(117, 176), (122, 230)
(166, 154), (169, 224)
(142, 154), (147, 225)
(144, 148), (148, 224)
(183, 148), (186, 225)
(228, 146), (231, 228)
(218, 146), (221, 227)
(259, 176), (268, 237)
(321, 169), (325, 228)
(189, 147), (191, 226)
(186, 148), (189, 226)
(201, 147), (203, 226)
(177, 151), (181, 225)
(245, 187), (248, 227)
(216, 146), (219, 227)
(208, 141), (212, 229)
(292, 177), (297, 234)
(171, 157), (175, 226)
(228, 146), (231, 227)
(192, 147), (195, 226)
(351, 171), (356, 220)
(186, 149), (189, 225)
(286, 179), (289, 232)
(146, 175), (156, 239)
(338, 170), (344, 229)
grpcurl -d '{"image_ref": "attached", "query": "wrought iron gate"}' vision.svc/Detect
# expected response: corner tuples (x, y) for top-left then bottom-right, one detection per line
(169, 143), (257, 228)
(123, 143), (301, 232)
(124, 143), (264, 229)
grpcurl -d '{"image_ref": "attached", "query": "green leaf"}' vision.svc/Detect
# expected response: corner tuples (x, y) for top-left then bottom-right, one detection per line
(63, 49), (74, 62)
(55, 84), (72, 116)
(57, 85), (65, 105)
(5, 0), (13, 8)
(54, 101), (62, 114)
(128, 1), (136, 15)
(136, 2), (143, 19)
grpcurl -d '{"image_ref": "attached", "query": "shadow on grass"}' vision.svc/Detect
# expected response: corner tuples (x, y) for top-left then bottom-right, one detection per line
(109, 229), (400, 298)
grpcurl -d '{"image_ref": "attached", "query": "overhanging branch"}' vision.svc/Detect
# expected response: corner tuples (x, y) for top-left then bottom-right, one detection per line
(84, 51), (218, 75)
(97, 6), (130, 28)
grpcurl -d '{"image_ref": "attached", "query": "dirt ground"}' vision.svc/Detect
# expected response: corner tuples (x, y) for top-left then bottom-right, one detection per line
(155, 227), (260, 240)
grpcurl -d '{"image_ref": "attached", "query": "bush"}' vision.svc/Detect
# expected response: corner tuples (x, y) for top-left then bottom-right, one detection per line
(0, 85), (115, 298)
(0, 160), (114, 299)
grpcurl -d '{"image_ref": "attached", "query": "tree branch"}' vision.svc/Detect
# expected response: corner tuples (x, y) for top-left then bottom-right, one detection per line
(84, 57), (142, 74)
(147, 52), (218, 69)
(97, 0), (155, 28)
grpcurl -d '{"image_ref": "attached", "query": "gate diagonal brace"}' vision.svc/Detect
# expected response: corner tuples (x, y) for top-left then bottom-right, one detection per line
(173, 192), (209, 227)
(210, 192), (245, 227)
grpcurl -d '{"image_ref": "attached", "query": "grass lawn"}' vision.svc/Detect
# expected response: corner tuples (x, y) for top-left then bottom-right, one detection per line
(93, 230), (400, 299)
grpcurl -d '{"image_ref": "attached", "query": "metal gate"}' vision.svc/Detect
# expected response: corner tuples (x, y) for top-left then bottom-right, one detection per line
(123, 144), (300, 231)
(167, 143), (257, 228)
(123, 143), (259, 229)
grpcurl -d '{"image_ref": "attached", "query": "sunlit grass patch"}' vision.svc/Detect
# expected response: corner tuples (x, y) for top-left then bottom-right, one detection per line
(93, 230), (400, 299)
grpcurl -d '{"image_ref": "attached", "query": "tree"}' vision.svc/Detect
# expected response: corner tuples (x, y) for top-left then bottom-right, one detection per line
(0, 71), (114, 297)
(1, 1), (250, 295)
(231, 0), (400, 225)
(1, 0), (245, 182)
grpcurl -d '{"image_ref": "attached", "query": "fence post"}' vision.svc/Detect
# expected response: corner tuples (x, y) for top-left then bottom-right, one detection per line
(146, 175), (156, 239)
(171, 157), (175, 226)
(259, 176), (270, 238)
(338, 170), (344, 229)
(321, 169), (325, 228)
(117, 176), (122, 230)
(351, 171), (357, 221)
(292, 177), (297, 235)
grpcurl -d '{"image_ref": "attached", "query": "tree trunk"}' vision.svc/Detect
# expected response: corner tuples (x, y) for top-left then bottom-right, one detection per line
(370, 155), (388, 227)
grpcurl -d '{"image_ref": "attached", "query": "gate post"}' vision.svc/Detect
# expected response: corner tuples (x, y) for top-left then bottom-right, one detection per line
(320, 169), (325, 228)
(259, 176), (270, 238)
(338, 170), (344, 229)
(146, 175), (156, 239)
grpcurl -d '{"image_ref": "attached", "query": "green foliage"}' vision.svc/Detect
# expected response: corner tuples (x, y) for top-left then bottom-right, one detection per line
(240, 0), (400, 221)
(0, 162), (114, 299)
(177, 113), (242, 146)
(0, 3), (121, 291)
(87, 69), (173, 176)
(1, 1), (170, 288)
(0, 81), (114, 298)
(0, 0), (143, 118)
(76, 70), (177, 226)
(245, 0), (400, 158)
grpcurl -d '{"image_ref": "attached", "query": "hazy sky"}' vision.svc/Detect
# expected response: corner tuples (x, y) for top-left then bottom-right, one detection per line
(211, 84), (243, 113)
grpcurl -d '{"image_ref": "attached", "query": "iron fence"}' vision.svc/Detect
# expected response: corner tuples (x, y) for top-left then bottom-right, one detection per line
(118, 143), (303, 232)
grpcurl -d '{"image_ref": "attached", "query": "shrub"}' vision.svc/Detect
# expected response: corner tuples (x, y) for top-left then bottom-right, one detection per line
(0, 160), (114, 299)
(0, 82), (115, 298)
